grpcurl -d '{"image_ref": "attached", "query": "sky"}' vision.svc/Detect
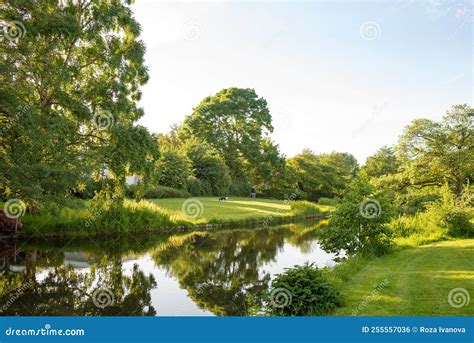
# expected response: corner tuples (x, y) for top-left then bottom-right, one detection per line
(131, 0), (473, 163)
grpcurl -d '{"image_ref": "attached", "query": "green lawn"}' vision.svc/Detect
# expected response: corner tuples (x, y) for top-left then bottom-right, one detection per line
(150, 197), (295, 221)
(335, 239), (474, 315)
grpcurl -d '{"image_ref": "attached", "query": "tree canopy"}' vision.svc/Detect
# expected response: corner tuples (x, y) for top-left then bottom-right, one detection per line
(1, 0), (157, 206)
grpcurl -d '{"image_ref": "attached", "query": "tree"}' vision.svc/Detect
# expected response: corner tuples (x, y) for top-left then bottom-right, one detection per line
(180, 88), (273, 181)
(287, 149), (339, 200)
(182, 139), (231, 196)
(319, 152), (359, 194)
(396, 104), (473, 197)
(318, 172), (395, 257)
(363, 146), (399, 178)
(155, 150), (191, 190)
(0, 0), (157, 207)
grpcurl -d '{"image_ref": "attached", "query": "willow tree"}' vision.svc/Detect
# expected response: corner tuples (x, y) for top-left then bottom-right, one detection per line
(0, 0), (157, 206)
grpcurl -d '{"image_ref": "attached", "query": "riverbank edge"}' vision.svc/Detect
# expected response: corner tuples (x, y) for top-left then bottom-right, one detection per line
(2, 213), (328, 240)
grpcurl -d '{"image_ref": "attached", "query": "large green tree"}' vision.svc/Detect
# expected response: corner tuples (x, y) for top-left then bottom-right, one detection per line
(0, 0), (157, 206)
(396, 104), (473, 196)
(180, 88), (274, 182)
(363, 146), (399, 178)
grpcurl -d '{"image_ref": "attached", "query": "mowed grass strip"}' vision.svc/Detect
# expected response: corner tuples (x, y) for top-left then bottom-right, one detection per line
(150, 197), (292, 221)
(335, 239), (474, 316)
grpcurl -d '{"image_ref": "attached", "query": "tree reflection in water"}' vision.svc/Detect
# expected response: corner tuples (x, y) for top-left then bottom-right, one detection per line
(0, 223), (324, 316)
(0, 242), (157, 316)
(152, 225), (321, 316)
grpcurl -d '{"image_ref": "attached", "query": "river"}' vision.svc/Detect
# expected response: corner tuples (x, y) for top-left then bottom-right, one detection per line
(0, 221), (336, 316)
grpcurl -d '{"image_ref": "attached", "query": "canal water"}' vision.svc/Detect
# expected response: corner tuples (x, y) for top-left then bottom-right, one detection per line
(0, 222), (336, 316)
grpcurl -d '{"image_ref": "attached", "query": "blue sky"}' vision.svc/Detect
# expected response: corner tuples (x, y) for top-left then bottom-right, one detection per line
(132, 0), (472, 163)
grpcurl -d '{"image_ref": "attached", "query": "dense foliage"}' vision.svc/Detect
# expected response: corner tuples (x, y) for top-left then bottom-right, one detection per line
(265, 264), (342, 316)
(1, 0), (158, 208)
(318, 173), (395, 257)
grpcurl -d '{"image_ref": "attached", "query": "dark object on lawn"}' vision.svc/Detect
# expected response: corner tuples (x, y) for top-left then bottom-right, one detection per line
(219, 197), (228, 202)
(250, 187), (256, 199)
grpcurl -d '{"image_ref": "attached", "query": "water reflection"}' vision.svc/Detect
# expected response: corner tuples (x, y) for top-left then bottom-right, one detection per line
(0, 222), (335, 316)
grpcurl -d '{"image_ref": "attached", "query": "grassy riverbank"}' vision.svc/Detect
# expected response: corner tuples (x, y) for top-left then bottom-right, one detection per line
(332, 239), (474, 316)
(13, 197), (331, 237)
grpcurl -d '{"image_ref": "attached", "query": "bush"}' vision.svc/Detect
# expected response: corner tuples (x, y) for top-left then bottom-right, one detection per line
(186, 177), (211, 196)
(317, 172), (395, 257)
(290, 201), (322, 216)
(143, 186), (190, 199)
(318, 197), (340, 206)
(389, 186), (474, 246)
(445, 210), (473, 237)
(22, 199), (193, 236)
(264, 263), (342, 316)
(389, 213), (447, 246)
(229, 179), (251, 196)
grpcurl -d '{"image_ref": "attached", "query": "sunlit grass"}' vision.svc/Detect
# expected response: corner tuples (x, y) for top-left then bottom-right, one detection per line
(333, 239), (474, 316)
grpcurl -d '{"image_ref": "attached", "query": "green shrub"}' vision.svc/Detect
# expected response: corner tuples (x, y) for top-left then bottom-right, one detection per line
(389, 213), (447, 246)
(318, 197), (340, 206)
(143, 186), (190, 199)
(290, 201), (322, 216)
(389, 186), (474, 246)
(186, 177), (211, 196)
(445, 210), (473, 237)
(22, 199), (192, 236)
(317, 173), (395, 257)
(264, 263), (342, 316)
(229, 179), (251, 196)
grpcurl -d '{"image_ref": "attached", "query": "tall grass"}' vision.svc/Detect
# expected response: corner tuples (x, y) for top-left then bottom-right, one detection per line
(22, 200), (193, 237)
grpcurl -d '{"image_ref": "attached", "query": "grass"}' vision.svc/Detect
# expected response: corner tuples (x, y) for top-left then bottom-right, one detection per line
(150, 197), (332, 222)
(9, 197), (332, 237)
(332, 239), (474, 315)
